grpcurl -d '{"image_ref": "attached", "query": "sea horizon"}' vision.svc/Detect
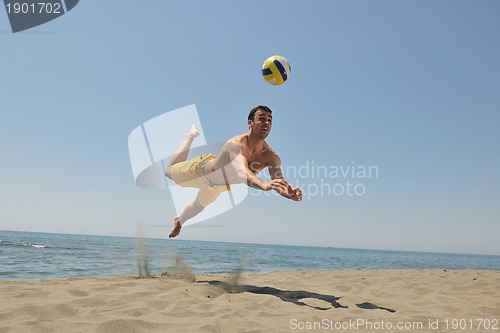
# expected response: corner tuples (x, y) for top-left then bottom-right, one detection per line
(2, 230), (500, 281)
(1, 228), (498, 258)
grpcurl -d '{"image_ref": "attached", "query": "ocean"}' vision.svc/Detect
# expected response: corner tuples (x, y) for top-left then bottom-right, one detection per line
(1, 230), (499, 281)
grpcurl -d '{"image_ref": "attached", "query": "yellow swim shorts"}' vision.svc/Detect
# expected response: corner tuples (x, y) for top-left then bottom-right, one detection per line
(169, 154), (230, 207)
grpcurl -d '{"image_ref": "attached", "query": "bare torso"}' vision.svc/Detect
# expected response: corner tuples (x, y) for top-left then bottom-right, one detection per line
(203, 133), (277, 185)
(233, 133), (276, 173)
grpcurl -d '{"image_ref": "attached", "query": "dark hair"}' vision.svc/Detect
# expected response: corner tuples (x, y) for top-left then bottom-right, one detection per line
(248, 105), (272, 121)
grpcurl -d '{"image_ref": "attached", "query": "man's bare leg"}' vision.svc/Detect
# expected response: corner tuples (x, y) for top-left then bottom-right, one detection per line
(169, 194), (205, 238)
(165, 125), (199, 179)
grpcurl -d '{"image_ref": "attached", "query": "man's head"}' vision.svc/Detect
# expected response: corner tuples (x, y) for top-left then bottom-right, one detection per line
(248, 105), (273, 138)
(248, 105), (272, 122)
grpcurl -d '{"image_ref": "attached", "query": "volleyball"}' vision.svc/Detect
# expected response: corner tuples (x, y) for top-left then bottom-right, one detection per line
(261, 55), (291, 86)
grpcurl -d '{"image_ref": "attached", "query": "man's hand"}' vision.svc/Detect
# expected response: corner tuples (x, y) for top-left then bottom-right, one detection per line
(263, 179), (302, 201)
(262, 178), (289, 192)
(287, 186), (302, 201)
(280, 183), (302, 201)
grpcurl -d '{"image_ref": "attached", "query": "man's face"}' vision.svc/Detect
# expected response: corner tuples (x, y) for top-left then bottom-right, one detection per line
(249, 110), (272, 138)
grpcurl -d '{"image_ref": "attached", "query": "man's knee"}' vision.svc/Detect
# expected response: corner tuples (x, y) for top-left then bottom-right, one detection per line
(165, 167), (172, 180)
(193, 200), (206, 214)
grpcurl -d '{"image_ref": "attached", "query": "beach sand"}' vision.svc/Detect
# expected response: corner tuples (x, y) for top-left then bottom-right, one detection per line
(1, 270), (499, 332)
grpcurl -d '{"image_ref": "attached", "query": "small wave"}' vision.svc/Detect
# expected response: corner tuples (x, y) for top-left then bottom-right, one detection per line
(21, 243), (47, 248)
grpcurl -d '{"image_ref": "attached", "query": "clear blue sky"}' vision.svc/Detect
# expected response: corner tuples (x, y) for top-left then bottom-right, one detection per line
(1, 0), (499, 255)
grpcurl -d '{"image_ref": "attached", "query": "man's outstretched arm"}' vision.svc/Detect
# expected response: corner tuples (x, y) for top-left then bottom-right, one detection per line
(268, 155), (302, 201)
(240, 155), (289, 193)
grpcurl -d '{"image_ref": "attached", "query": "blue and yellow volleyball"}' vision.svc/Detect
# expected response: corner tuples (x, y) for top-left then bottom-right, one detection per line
(261, 55), (291, 86)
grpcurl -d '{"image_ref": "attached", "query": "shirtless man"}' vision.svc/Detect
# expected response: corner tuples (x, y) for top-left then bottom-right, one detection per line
(165, 105), (302, 238)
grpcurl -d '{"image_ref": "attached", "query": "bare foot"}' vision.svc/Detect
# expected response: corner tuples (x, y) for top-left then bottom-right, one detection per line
(169, 216), (182, 238)
(188, 124), (199, 138)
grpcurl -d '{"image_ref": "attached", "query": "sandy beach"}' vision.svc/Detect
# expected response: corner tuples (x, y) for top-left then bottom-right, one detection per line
(1, 269), (499, 332)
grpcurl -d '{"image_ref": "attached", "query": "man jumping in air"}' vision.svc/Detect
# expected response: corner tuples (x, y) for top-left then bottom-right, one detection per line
(165, 105), (302, 238)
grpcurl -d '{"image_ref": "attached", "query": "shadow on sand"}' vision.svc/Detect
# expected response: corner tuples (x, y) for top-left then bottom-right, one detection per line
(198, 280), (346, 310)
(197, 280), (395, 313)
